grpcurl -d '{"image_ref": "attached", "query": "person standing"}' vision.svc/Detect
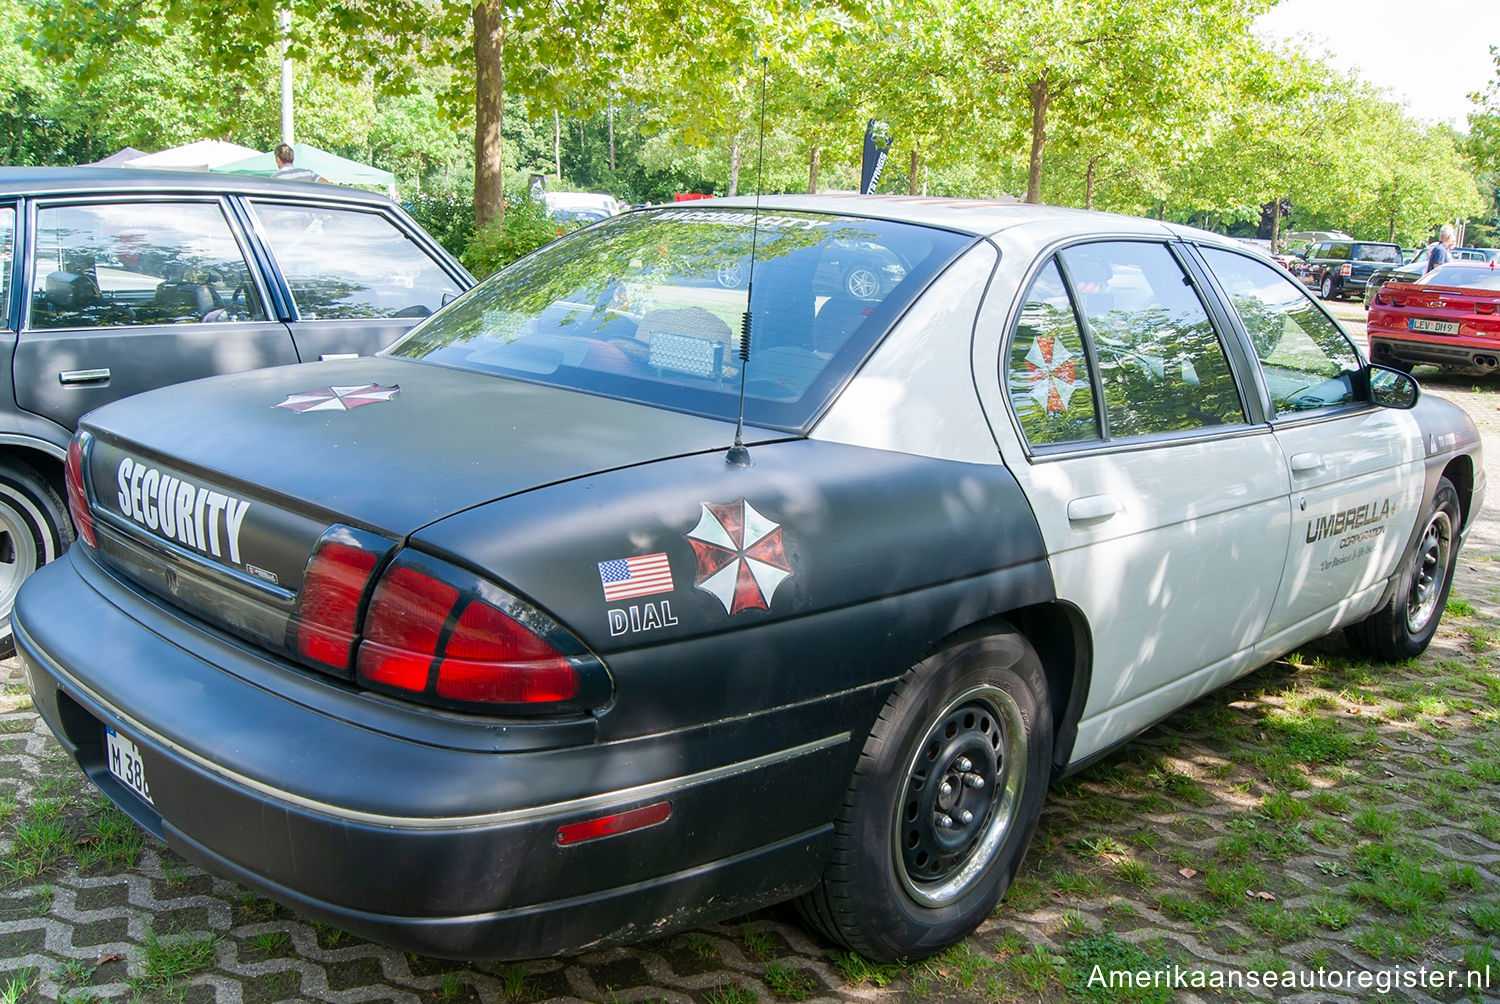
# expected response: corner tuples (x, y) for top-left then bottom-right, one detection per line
(1427, 224), (1456, 271)
(272, 144), (322, 182)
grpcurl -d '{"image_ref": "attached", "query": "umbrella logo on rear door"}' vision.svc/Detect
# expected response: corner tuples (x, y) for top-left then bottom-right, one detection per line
(275, 384), (400, 413)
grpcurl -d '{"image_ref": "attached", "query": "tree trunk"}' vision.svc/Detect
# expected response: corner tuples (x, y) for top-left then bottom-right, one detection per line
(728, 133), (742, 197)
(1270, 200), (1281, 249)
(608, 95), (616, 172)
(1084, 155), (1098, 210)
(472, 0), (505, 229)
(1026, 79), (1050, 204)
(808, 146), (820, 194)
(553, 110), (561, 179)
(909, 149), (921, 195)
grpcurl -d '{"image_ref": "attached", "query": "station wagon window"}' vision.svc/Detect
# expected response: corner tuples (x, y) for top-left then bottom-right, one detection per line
(27, 202), (267, 330)
(1199, 248), (1361, 416)
(1058, 242), (1243, 438)
(1355, 244), (1401, 264)
(250, 202), (460, 321)
(0, 206), (12, 328)
(1007, 261), (1100, 445)
(1326, 242), (1352, 259)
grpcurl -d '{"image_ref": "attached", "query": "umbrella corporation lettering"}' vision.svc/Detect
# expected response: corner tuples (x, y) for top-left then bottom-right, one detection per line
(114, 457), (250, 564)
(598, 499), (795, 637)
(1306, 496), (1397, 572)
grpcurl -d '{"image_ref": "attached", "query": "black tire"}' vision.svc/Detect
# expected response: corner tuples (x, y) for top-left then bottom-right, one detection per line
(1320, 276), (1334, 300)
(0, 458), (73, 656)
(798, 630), (1051, 961)
(1345, 477), (1460, 661)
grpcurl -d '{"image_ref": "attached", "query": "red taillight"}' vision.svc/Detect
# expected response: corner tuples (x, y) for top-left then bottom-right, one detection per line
(65, 436), (96, 548)
(1340, 263), (1352, 276)
(355, 554), (608, 713)
(1476, 303), (1497, 315)
(296, 540), (381, 671)
(357, 565), (458, 690)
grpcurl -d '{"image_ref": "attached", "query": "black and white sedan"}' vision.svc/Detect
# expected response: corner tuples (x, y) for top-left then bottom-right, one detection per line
(16, 196), (1483, 962)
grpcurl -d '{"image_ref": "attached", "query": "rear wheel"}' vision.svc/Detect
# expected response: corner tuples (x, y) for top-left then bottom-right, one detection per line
(1346, 477), (1459, 661)
(0, 459), (73, 656)
(798, 630), (1051, 961)
(1320, 276), (1334, 300)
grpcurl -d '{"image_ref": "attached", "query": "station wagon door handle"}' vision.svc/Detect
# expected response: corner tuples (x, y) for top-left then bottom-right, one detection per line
(1067, 494), (1123, 523)
(59, 368), (111, 385)
(1289, 452), (1325, 474)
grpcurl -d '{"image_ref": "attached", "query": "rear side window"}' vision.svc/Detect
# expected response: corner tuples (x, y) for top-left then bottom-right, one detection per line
(28, 202), (267, 330)
(1005, 242), (1244, 448)
(0, 206), (12, 328)
(250, 202), (461, 321)
(1355, 244), (1401, 264)
(1200, 248), (1361, 416)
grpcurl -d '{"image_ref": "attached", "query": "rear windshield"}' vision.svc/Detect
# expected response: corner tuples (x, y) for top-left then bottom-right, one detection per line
(387, 208), (968, 431)
(1421, 264), (1500, 290)
(1354, 244), (1402, 264)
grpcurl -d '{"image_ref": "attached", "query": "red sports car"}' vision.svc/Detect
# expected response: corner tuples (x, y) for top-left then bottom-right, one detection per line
(1367, 262), (1500, 374)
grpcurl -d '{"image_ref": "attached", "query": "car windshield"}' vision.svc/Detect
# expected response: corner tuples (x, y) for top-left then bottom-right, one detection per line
(388, 208), (968, 431)
(1354, 245), (1402, 264)
(1421, 265), (1500, 291)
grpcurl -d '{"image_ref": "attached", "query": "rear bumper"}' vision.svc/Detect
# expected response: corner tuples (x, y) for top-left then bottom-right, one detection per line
(1369, 332), (1500, 372)
(15, 547), (854, 958)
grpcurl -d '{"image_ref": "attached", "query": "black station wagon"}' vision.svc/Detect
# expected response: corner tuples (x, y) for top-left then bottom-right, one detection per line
(0, 167), (473, 651)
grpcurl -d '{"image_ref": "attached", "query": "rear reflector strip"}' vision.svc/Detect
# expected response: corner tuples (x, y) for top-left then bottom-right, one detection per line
(556, 802), (672, 846)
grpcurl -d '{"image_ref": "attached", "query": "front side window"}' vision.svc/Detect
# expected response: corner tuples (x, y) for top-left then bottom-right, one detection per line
(1058, 242), (1244, 438)
(1200, 247), (1362, 416)
(390, 208), (967, 432)
(28, 201), (267, 330)
(251, 202), (461, 321)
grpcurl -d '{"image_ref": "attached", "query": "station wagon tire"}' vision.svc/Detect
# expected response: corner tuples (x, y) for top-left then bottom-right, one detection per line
(1345, 477), (1460, 661)
(1320, 276), (1334, 300)
(0, 459), (72, 656)
(798, 630), (1051, 961)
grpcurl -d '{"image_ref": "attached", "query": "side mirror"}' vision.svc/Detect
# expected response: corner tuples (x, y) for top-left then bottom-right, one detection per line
(1369, 364), (1419, 409)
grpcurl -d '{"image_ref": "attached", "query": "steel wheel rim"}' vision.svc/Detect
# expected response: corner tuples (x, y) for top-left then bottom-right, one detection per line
(894, 684), (1026, 907)
(0, 499), (38, 621)
(1406, 508), (1452, 634)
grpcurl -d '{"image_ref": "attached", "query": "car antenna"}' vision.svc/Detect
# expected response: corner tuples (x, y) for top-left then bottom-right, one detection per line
(726, 54), (769, 469)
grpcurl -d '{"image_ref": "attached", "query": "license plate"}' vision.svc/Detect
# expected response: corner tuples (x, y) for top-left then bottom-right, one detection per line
(105, 726), (153, 805)
(1410, 317), (1460, 335)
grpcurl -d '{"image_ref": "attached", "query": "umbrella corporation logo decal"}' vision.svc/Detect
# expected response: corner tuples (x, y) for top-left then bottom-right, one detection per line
(274, 384), (400, 413)
(595, 499), (795, 638)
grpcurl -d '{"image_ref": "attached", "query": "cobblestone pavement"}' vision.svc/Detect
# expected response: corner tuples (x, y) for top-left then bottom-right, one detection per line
(1, 302), (1497, 1003)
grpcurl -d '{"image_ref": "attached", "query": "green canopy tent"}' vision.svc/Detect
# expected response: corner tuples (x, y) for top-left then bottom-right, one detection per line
(212, 143), (395, 194)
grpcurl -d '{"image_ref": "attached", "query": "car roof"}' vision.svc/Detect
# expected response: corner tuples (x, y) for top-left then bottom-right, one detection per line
(0, 166), (399, 208)
(684, 193), (1243, 250)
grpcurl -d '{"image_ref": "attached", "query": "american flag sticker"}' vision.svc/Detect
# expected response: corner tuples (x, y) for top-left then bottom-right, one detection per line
(598, 553), (675, 603)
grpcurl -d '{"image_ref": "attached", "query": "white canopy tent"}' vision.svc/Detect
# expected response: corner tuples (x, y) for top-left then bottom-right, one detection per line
(122, 140), (261, 173)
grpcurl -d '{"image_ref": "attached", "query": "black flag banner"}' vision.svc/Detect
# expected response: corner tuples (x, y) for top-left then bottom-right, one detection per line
(860, 120), (893, 195)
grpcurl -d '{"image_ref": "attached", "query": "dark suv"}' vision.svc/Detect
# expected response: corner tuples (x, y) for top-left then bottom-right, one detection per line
(0, 167), (473, 650)
(1295, 239), (1403, 301)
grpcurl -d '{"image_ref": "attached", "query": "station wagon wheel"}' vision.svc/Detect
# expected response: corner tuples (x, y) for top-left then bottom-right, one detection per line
(1320, 276), (1334, 300)
(1346, 477), (1460, 661)
(798, 630), (1051, 961)
(0, 459), (73, 656)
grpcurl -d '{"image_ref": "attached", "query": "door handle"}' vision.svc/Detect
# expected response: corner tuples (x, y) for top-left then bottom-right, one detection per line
(59, 368), (110, 385)
(1289, 452), (1324, 473)
(1067, 494), (1123, 523)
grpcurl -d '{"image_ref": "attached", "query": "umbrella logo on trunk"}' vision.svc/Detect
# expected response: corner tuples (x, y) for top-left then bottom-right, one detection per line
(686, 499), (793, 615)
(275, 384), (400, 413)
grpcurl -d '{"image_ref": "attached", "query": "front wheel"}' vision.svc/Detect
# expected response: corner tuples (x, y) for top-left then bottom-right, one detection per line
(0, 458), (73, 656)
(798, 630), (1052, 961)
(1346, 477), (1460, 661)
(1320, 276), (1334, 300)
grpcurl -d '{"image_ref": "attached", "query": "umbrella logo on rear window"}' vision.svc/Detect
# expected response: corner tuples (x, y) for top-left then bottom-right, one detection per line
(274, 384), (400, 413)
